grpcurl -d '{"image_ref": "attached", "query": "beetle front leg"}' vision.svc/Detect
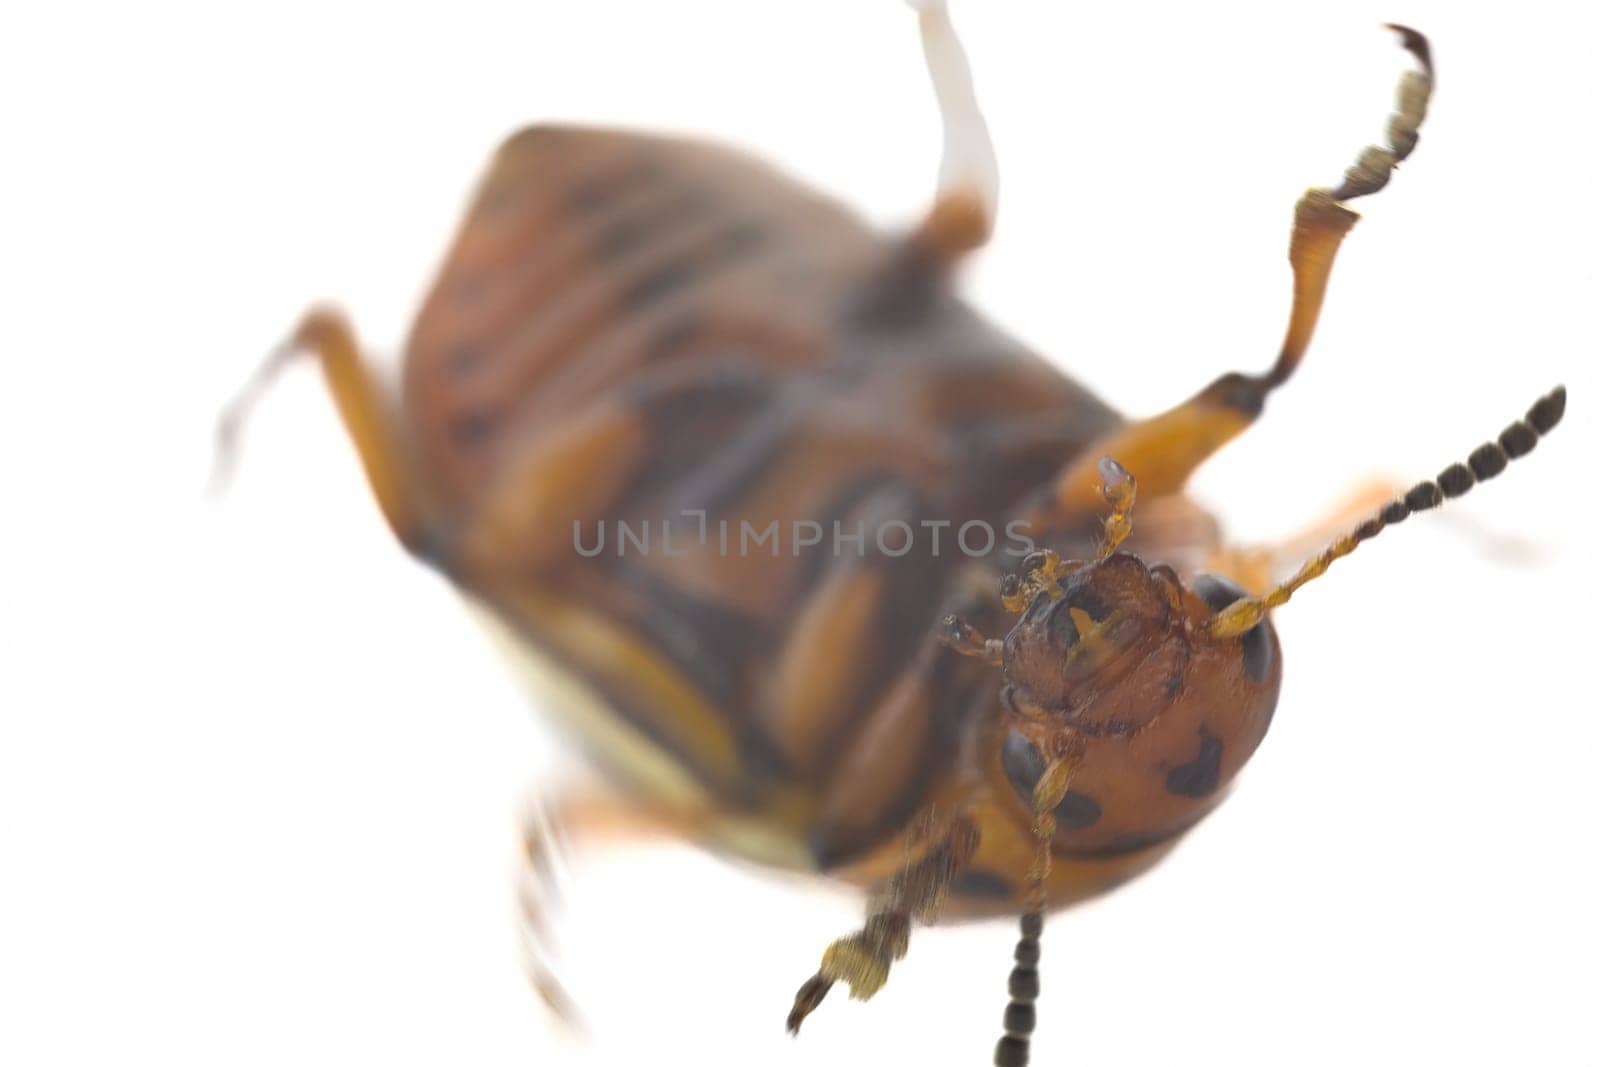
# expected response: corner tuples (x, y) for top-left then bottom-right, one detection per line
(940, 614), (1003, 665)
(1032, 27), (1434, 528)
(787, 811), (980, 1033)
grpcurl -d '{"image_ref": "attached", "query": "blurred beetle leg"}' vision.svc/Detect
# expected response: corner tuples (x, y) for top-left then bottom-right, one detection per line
(1034, 27), (1434, 527)
(517, 789), (584, 1028)
(788, 810), (980, 1034)
(908, 0), (998, 259)
(940, 613), (1002, 665)
(213, 306), (432, 554)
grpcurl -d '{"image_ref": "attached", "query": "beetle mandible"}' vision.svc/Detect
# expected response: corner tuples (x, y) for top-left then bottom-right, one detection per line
(217, 3), (1568, 1063)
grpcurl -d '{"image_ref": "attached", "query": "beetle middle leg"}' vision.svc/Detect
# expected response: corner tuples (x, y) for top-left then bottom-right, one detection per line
(1032, 28), (1434, 527)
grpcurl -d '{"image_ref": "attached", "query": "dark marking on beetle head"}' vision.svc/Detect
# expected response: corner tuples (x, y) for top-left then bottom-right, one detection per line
(998, 553), (1180, 732)
(1164, 725), (1224, 798)
(1192, 573), (1273, 683)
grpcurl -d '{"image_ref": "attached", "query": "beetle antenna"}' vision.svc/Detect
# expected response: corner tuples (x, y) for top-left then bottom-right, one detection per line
(993, 745), (1082, 1067)
(1210, 386), (1567, 638)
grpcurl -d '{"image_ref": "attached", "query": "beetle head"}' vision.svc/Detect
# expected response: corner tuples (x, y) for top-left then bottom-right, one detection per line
(997, 551), (1193, 737)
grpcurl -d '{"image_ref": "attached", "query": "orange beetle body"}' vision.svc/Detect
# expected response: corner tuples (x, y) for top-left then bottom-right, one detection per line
(219, 10), (1566, 1063)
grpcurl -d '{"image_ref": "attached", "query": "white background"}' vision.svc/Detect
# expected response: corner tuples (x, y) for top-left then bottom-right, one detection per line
(3, 1), (1596, 1065)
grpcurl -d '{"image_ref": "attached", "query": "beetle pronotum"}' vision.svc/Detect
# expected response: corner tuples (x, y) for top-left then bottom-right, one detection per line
(215, 2), (1576, 1063)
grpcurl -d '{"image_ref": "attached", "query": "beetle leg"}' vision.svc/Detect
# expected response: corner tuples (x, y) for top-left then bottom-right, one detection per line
(787, 811), (980, 1034)
(213, 306), (432, 554)
(516, 790), (584, 1028)
(908, 0), (998, 259)
(1032, 28), (1434, 527)
(940, 614), (1003, 665)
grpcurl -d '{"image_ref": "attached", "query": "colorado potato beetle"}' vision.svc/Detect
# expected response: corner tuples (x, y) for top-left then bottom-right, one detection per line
(217, 3), (1569, 1063)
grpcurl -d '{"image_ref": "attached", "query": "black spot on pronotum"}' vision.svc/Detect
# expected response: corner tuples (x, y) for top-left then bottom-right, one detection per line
(1000, 730), (1045, 803)
(1054, 790), (1101, 829)
(950, 870), (1014, 900)
(1192, 573), (1273, 683)
(1165, 725), (1224, 798)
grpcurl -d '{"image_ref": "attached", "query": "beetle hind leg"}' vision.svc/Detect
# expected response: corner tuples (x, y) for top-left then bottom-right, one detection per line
(516, 791), (584, 1028)
(1031, 28), (1434, 528)
(907, 0), (998, 259)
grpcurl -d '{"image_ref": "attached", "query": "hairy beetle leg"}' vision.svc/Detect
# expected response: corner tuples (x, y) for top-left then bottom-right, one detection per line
(1031, 27), (1434, 529)
(787, 813), (980, 1034)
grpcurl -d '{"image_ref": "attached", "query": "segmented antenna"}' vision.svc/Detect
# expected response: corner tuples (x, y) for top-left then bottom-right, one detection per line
(1211, 385), (1567, 638)
(993, 747), (1081, 1067)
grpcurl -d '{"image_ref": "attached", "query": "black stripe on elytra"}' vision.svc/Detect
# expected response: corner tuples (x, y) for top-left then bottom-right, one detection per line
(658, 394), (802, 519)
(645, 313), (707, 361)
(618, 220), (770, 312)
(1192, 573), (1273, 683)
(606, 560), (772, 713)
(591, 186), (717, 264)
(615, 361), (778, 506)
(1164, 725), (1224, 798)
(563, 160), (661, 217)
